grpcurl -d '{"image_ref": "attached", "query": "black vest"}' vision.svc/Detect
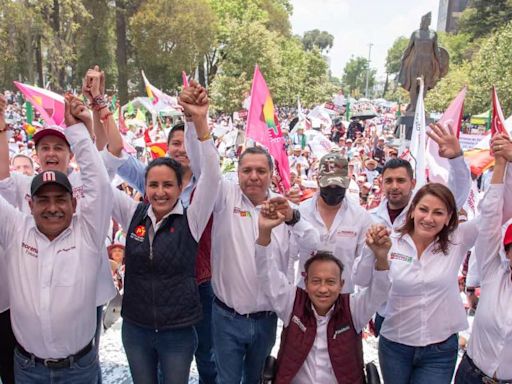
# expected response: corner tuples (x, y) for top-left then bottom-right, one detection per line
(121, 203), (201, 330)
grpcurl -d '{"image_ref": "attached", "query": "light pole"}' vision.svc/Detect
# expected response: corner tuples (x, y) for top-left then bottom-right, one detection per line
(364, 42), (373, 98)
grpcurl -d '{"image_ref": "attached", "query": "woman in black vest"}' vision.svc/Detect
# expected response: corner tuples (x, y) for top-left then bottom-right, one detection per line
(110, 89), (220, 384)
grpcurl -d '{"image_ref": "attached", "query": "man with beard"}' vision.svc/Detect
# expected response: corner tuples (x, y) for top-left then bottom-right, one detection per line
(295, 152), (374, 294)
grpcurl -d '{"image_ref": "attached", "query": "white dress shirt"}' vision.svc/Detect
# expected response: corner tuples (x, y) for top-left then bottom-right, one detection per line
(183, 122), (320, 315)
(467, 183), (512, 380)
(0, 247), (8, 312)
(380, 220), (478, 346)
(255, 243), (390, 383)
(0, 148), (118, 307)
(0, 124), (112, 358)
(297, 193), (373, 293)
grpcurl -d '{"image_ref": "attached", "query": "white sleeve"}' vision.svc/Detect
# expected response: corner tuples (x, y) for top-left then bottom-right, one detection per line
(0, 195), (25, 250)
(288, 216), (320, 256)
(352, 213), (375, 288)
(349, 270), (391, 333)
(255, 243), (296, 326)
(465, 248), (480, 287)
(100, 148), (130, 181)
(447, 156), (471, 209)
(65, 123), (113, 249)
(503, 163), (512, 223)
(184, 121), (202, 180)
(0, 172), (32, 209)
(186, 139), (221, 241)
(110, 186), (139, 231)
(474, 184), (505, 280)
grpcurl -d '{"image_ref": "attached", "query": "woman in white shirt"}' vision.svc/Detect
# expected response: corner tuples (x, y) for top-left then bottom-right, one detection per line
(378, 182), (477, 384)
(454, 153), (512, 383)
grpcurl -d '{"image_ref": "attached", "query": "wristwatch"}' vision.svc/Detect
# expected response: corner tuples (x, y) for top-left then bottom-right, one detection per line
(285, 209), (301, 226)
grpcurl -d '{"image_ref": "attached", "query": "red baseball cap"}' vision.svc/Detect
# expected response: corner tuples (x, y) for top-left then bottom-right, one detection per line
(33, 126), (69, 147)
(504, 224), (512, 247)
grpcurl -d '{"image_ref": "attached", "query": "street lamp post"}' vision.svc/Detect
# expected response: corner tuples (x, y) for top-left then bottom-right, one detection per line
(364, 43), (373, 98)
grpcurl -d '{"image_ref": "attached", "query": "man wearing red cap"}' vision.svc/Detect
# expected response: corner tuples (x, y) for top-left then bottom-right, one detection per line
(455, 137), (512, 383)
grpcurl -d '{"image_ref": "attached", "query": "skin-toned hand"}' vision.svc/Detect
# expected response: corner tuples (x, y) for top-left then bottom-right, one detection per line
(0, 95), (6, 131)
(257, 201), (285, 246)
(491, 133), (512, 162)
(366, 224), (392, 269)
(267, 196), (294, 222)
(427, 122), (463, 159)
(285, 187), (302, 205)
(82, 65), (105, 101)
(64, 95), (92, 128)
(178, 83), (209, 119)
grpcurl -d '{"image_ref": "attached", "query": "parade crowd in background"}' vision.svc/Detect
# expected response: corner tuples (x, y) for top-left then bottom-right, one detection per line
(0, 66), (511, 384)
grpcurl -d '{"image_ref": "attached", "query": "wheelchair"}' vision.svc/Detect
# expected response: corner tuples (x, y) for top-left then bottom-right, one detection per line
(260, 355), (381, 384)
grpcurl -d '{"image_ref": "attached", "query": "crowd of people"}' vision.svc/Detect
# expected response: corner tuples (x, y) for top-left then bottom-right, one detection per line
(0, 66), (511, 384)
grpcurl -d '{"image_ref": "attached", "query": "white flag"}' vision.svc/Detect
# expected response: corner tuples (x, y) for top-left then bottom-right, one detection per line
(409, 77), (427, 188)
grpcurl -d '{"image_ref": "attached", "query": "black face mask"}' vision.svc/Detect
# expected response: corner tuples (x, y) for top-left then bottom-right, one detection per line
(320, 186), (346, 206)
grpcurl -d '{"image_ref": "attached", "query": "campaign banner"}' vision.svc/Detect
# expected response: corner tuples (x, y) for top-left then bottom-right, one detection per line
(459, 133), (486, 151)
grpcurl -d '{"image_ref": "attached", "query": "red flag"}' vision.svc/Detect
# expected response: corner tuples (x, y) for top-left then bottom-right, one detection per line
(246, 65), (291, 192)
(491, 87), (509, 138)
(148, 142), (168, 159)
(118, 108), (129, 135)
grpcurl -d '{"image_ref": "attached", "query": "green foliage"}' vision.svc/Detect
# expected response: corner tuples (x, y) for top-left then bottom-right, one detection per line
(437, 32), (472, 65)
(302, 29), (334, 53)
(342, 56), (375, 96)
(458, 0), (512, 40)
(425, 63), (470, 112)
(385, 36), (408, 76)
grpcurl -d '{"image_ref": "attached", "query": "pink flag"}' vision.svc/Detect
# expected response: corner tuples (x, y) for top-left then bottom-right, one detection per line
(182, 71), (189, 88)
(141, 70), (178, 108)
(491, 86), (509, 138)
(14, 82), (65, 127)
(426, 87), (466, 183)
(246, 65), (291, 192)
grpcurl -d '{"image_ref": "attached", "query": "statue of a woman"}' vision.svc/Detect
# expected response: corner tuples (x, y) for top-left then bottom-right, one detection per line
(399, 12), (449, 114)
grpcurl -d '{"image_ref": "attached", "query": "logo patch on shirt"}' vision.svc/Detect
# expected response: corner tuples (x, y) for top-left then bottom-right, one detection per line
(390, 252), (413, 263)
(233, 207), (252, 218)
(130, 225), (146, 242)
(337, 230), (356, 238)
(22, 242), (38, 258)
(333, 324), (350, 339)
(57, 246), (76, 254)
(292, 315), (307, 332)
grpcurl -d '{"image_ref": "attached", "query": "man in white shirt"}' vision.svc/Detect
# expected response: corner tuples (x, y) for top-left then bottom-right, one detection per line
(295, 152), (374, 294)
(202, 145), (319, 384)
(256, 204), (391, 383)
(0, 100), (112, 383)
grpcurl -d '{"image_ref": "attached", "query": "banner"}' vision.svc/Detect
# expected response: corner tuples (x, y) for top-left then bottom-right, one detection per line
(409, 77), (426, 188)
(14, 82), (65, 127)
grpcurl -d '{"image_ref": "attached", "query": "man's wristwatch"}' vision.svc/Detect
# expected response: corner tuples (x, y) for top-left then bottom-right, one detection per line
(285, 209), (301, 226)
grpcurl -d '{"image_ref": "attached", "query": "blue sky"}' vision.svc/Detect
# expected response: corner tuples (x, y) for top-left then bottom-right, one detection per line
(290, 0), (439, 80)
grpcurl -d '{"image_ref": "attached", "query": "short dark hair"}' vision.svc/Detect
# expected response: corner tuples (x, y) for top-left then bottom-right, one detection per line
(238, 146), (273, 172)
(304, 251), (344, 279)
(144, 157), (183, 187)
(505, 243), (511, 253)
(166, 122), (185, 145)
(398, 183), (458, 254)
(11, 153), (34, 168)
(382, 158), (414, 180)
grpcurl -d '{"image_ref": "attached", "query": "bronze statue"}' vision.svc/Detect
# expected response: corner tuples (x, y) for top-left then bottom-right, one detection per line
(399, 12), (449, 114)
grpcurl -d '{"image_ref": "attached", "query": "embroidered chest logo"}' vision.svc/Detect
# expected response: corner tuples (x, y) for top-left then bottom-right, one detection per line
(130, 225), (146, 242)
(390, 252), (413, 263)
(233, 207), (252, 218)
(337, 230), (356, 238)
(22, 242), (38, 258)
(292, 315), (307, 333)
(333, 325), (350, 339)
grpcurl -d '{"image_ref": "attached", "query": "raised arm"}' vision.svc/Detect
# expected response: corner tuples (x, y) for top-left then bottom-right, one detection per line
(255, 202), (296, 325)
(492, 133), (512, 222)
(0, 94), (10, 180)
(427, 122), (470, 208)
(0, 193), (25, 251)
(473, 152), (507, 279)
(350, 224), (391, 332)
(179, 83), (221, 241)
(63, 98), (112, 249)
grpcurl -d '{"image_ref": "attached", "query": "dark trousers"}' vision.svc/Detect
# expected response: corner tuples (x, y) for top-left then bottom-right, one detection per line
(0, 309), (16, 384)
(195, 280), (217, 384)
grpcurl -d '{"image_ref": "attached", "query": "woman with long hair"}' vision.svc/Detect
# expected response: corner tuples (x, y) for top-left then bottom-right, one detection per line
(378, 182), (478, 383)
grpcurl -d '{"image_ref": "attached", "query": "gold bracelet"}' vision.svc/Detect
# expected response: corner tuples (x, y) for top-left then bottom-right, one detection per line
(198, 132), (211, 142)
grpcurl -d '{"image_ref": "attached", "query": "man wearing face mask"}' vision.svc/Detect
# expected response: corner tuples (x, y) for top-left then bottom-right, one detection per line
(295, 153), (374, 293)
